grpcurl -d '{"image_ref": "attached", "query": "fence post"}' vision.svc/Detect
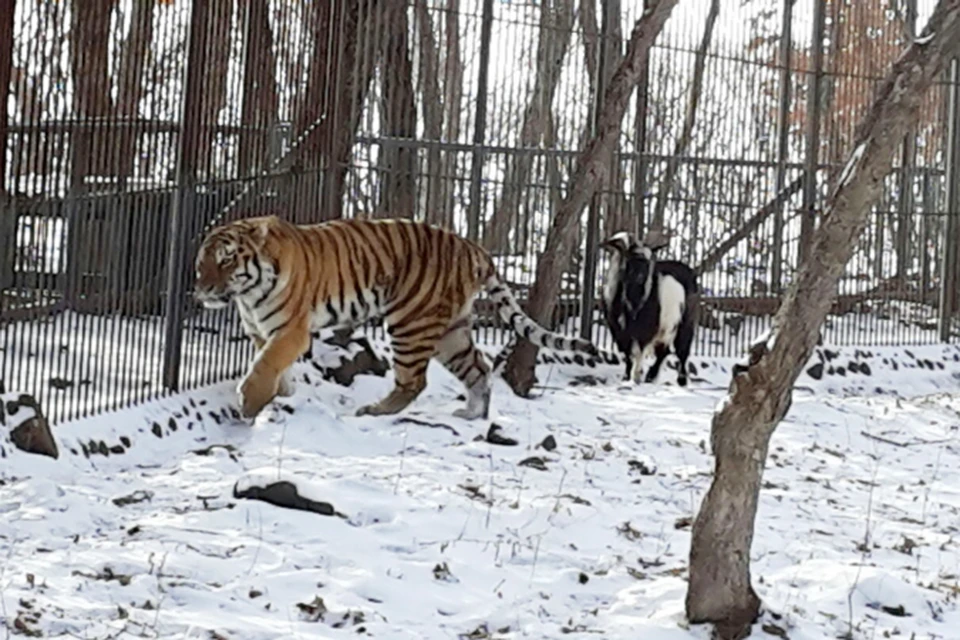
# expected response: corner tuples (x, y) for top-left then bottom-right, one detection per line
(0, 0), (14, 294)
(580, 0), (610, 341)
(770, 0), (793, 294)
(799, 0), (825, 266)
(162, 0), (210, 392)
(466, 0), (494, 243)
(938, 58), (960, 343)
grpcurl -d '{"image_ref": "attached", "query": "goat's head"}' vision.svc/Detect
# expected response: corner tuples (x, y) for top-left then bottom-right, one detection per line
(599, 231), (669, 308)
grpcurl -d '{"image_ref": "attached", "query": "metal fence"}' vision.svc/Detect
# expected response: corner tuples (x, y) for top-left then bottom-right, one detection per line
(1, 0), (957, 424)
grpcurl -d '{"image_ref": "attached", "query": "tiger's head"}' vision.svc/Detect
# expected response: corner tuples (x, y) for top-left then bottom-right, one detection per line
(193, 220), (268, 309)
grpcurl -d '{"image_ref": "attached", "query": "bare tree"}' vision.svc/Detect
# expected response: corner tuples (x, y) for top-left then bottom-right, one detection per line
(197, 0), (233, 178)
(376, 1), (417, 218)
(290, 0), (379, 221)
(482, 0), (574, 254)
(502, 0), (680, 396)
(649, 0), (719, 233)
(685, 4), (960, 639)
(441, 0), (463, 228)
(415, 0), (445, 226)
(115, 0), (154, 179)
(238, 0), (279, 177)
(69, 0), (115, 179)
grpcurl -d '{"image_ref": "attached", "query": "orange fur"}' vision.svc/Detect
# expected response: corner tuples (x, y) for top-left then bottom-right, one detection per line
(194, 215), (598, 419)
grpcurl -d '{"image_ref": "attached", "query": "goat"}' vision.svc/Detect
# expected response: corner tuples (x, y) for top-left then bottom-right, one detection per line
(599, 231), (700, 386)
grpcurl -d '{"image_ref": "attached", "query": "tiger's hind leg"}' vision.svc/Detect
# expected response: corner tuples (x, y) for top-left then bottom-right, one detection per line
(355, 318), (447, 417)
(436, 317), (491, 420)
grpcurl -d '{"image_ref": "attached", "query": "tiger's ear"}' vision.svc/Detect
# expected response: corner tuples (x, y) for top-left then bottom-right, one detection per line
(250, 220), (271, 250)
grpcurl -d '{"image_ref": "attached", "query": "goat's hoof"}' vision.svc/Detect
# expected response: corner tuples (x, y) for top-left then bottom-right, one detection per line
(677, 376), (688, 387)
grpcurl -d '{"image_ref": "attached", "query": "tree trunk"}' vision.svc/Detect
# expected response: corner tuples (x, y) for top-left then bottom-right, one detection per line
(376, 0), (417, 219)
(686, 4), (960, 638)
(415, 0), (445, 226)
(482, 0), (574, 253)
(290, 0), (378, 222)
(694, 175), (804, 277)
(69, 0), (115, 180)
(649, 0), (720, 233)
(198, 0), (234, 178)
(239, 0), (279, 177)
(502, 0), (680, 396)
(599, 0), (627, 239)
(115, 0), (154, 180)
(441, 0), (463, 229)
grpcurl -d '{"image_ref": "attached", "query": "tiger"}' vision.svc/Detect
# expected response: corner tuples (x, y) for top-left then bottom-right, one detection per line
(193, 215), (600, 420)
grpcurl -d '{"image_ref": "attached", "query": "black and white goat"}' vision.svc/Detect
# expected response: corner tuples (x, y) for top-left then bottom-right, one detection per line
(599, 232), (700, 386)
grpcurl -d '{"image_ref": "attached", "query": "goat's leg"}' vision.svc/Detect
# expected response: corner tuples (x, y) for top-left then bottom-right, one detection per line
(644, 343), (670, 383)
(629, 342), (645, 383)
(674, 320), (696, 387)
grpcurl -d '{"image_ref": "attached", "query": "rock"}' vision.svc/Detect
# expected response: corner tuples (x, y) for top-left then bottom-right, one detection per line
(233, 480), (345, 518)
(486, 424), (518, 446)
(311, 334), (389, 387)
(807, 363), (824, 380)
(5, 394), (58, 459)
(540, 435), (557, 451)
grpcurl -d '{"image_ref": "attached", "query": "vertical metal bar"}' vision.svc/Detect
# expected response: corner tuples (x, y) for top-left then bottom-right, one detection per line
(0, 0), (14, 301)
(162, 0), (210, 392)
(466, 0), (493, 243)
(939, 59), (960, 342)
(897, 0), (918, 283)
(800, 0), (825, 266)
(771, 0), (793, 294)
(580, 0), (609, 341)
(238, 0), (261, 178)
(633, 56), (649, 239)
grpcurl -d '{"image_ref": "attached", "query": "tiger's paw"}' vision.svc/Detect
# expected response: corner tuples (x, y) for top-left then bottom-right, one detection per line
(355, 403), (389, 417)
(453, 406), (486, 421)
(238, 374), (277, 419)
(276, 371), (295, 398)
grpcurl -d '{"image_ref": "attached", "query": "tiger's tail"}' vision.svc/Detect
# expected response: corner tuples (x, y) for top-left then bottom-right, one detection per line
(483, 273), (599, 356)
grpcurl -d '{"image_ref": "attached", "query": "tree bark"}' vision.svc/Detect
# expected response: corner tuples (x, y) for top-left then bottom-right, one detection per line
(686, 4), (960, 638)
(441, 0), (463, 229)
(502, 0), (680, 396)
(69, 0), (115, 179)
(115, 0), (154, 179)
(376, 0), (417, 219)
(415, 0), (445, 226)
(239, 0), (279, 177)
(649, 0), (720, 233)
(197, 0), (234, 178)
(482, 0), (574, 253)
(289, 0), (378, 222)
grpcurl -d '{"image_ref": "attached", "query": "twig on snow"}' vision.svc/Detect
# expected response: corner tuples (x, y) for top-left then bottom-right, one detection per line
(860, 430), (953, 448)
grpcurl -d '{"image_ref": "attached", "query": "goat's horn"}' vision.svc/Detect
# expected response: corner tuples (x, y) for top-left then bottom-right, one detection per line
(643, 229), (671, 251)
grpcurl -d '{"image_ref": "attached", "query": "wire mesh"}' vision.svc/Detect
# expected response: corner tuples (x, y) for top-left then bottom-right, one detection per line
(0, 0), (955, 425)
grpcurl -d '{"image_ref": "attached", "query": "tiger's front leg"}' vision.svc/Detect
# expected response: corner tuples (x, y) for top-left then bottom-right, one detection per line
(238, 321), (310, 418)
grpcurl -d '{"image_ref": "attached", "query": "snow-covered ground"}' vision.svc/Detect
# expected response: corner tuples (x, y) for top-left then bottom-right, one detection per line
(3, 340), (960, 639)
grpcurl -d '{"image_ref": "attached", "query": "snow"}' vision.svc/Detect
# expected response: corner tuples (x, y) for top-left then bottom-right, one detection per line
(915, 31), (936, 45)
(3, 339), (960, 639)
